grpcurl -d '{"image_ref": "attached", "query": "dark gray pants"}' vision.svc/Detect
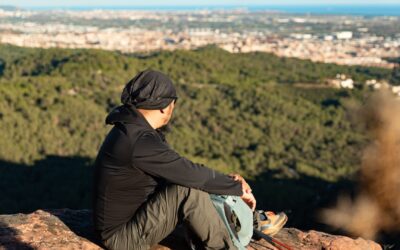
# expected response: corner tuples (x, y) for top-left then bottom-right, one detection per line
(103, 184), (237, 250)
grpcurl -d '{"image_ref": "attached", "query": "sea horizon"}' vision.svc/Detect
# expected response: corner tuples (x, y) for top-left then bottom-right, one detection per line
(4, 4), (400, 16)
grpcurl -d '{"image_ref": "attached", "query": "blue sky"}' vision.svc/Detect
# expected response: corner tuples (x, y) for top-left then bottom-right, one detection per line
(3, 0), (400, 7)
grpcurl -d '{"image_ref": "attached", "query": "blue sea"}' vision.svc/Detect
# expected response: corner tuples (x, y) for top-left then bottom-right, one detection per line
(25, 5), (400, 16)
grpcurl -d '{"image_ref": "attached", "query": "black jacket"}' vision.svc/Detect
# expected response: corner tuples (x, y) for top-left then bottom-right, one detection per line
(93, 105), (242, 241)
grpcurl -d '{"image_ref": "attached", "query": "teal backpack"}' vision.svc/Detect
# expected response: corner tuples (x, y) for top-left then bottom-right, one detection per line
(210, 195), (253, 250)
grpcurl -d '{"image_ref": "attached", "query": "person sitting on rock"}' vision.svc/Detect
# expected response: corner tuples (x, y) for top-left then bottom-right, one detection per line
(92, 70), (286, 250)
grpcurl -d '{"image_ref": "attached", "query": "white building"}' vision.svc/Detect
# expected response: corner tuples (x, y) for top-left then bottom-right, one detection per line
(340, 78), (354, 89)
(392, 86), (400, 96)
(336, 31), (353, 40)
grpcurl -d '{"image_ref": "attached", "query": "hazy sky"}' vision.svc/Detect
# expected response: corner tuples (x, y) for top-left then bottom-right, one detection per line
(3, 0), (400, 7)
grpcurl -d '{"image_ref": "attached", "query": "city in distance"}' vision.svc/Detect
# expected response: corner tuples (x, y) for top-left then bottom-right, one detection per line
(0, 4), (400, 70)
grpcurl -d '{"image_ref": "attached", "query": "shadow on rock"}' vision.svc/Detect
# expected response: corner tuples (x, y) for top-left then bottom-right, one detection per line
(0, 221), (35, 250)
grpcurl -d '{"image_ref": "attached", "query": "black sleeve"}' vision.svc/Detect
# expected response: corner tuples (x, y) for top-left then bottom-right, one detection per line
(132, 132), (243, 196)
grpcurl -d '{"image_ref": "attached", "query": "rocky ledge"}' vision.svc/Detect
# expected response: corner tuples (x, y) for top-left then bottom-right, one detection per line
(0, 209), (381, 250)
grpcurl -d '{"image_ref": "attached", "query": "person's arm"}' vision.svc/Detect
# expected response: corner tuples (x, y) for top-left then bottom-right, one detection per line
(132, 132), (243, 196)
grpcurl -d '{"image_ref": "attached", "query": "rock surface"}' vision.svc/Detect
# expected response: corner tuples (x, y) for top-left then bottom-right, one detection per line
(0, 209), (381, 250)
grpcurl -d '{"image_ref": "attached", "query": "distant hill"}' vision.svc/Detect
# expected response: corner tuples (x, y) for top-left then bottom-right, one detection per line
(0, 44), (396, 86)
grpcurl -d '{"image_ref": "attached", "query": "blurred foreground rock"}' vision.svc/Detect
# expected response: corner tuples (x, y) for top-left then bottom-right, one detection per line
(0, 209), (381, 250)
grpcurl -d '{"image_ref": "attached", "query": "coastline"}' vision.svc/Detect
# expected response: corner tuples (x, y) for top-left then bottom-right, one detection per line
(4, 4), (400, 16)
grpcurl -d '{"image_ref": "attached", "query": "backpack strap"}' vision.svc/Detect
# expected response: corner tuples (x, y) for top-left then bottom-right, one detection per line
(210, 195), (253, 250)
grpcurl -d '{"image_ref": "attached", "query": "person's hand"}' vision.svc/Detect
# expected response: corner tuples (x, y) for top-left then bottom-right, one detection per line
(229, 173), (252, 193)
(241, 191), (256, 211)
(229, 173), (256, 211)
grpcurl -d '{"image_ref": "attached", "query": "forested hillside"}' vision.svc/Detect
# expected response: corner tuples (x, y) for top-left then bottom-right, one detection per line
(0, 44), (397, 228)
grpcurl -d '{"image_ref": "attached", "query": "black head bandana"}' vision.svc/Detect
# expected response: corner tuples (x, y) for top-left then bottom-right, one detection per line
(121, 70), (177, 110)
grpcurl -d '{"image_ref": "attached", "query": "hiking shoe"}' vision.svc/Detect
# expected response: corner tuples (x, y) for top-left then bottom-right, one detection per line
(258, 211), (288, 236)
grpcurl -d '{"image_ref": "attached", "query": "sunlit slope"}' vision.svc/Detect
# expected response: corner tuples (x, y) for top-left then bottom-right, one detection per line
(0, 44), (394, 180)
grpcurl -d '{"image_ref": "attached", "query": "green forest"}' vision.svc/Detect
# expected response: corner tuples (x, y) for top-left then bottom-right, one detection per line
(0, 44), (398, 229)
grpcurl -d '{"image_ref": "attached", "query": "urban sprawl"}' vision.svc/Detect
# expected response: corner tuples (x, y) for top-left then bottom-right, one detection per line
(1, 7), (400, 95)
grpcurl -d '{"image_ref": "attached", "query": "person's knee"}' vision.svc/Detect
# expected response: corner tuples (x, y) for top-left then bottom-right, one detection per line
(168, 184), (209, 201)
(187, 187), (211, 203)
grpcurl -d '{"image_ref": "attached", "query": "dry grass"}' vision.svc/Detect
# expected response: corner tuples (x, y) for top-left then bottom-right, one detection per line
(321, 90), (400, 239)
